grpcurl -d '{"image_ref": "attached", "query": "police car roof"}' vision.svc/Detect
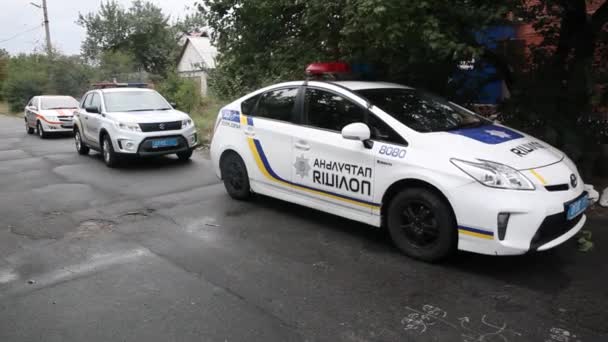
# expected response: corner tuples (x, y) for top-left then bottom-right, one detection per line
(331, 81), (413, 91)
(38, 95), (76, 98)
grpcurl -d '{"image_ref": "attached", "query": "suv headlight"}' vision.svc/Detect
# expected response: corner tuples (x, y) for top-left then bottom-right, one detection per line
(116, 122), (141, 132)
(451, 159), (535, 190)
(182, 119), (193, 128)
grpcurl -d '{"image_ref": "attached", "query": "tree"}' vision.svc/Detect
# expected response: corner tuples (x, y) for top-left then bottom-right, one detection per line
(0, 49), (9, 101)
(79, 0), (206, 76)
(201, 0), (510, 99)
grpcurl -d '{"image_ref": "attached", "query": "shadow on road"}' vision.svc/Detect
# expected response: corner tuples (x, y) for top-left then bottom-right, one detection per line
(246, 193), (601, 296)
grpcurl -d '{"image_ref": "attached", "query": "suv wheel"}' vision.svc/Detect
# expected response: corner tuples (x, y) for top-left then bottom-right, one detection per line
(36, 122), (48, 139)
(74, 129), (90, 155)
(177, 149), (193, 161)
(25, 120), (34, 134)
(102, 135), (119, 168)
(386, 188), (457, 262)
(220, 152), (251, 200)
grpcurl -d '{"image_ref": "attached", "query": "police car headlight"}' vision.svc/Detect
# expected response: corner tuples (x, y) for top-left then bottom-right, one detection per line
(46, 116), (58, 121)
(181, 119), (193, 128)
(451, 159), (535, 190)
(116, 122), (141, 132)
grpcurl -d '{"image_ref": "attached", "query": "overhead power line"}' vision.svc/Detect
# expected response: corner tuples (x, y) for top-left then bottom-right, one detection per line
(0, 24), (44, 44)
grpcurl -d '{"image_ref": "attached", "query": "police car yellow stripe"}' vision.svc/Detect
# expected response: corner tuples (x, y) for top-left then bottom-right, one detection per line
(529, 169), (547, 185)
(246, 135), (380, 210)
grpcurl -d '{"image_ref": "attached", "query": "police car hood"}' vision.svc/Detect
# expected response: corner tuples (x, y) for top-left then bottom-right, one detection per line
(431, 124), (563, 170)
(107, 109), (189, 123)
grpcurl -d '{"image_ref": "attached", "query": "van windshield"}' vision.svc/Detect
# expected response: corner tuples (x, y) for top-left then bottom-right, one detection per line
(357, 88), (488, 132)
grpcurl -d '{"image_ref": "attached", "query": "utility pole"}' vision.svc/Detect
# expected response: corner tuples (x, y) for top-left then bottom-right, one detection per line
(30, 1), (52, 55)
(42, 0), (52, 54)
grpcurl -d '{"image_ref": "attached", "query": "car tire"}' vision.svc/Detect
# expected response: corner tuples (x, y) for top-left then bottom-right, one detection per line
(220, 152), (251, 200)
(177, 149), (193, 161)
(36, 121), (48, 139)
(101, 134), (119, 168)
(25, 120), (34, 134)
(386, 188), (457, 262)
(74, 129), (90, 155)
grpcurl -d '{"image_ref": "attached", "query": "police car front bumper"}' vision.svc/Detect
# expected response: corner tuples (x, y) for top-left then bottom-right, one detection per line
(450, 161), (587, 255)
(111, 126), (198, 156)
(39, 120), (74, 133)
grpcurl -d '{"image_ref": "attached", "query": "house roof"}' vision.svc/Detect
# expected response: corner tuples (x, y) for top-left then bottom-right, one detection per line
(178, 36), (218, 70)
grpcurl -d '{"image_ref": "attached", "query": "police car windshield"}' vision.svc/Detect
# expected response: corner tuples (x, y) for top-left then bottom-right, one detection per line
(104, 91), (172, 113)
(41, 97), (78, 110)
(357, 88), (487, 132)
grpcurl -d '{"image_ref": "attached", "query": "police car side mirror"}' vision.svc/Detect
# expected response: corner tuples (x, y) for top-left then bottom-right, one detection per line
(85, 105), (100, 114)
(342, 123), (373, 149)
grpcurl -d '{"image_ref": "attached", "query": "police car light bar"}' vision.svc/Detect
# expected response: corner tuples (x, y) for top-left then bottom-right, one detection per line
(92, 82), (149, 89)
(305, 62), (351, 76)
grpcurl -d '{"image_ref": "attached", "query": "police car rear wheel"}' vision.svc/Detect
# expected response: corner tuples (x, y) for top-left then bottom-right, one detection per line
(25, 120), (34, 134)
(74, 129), (89, 155)
(387, 188), (456, 261)
(220, 153), (251, 200)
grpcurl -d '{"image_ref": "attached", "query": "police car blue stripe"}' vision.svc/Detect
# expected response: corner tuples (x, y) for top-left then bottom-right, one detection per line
(448, 124), (523, 144)
(458, 225), (494, 237)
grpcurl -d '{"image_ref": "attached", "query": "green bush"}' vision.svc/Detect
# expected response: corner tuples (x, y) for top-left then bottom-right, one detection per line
(157, 73), (201, 114)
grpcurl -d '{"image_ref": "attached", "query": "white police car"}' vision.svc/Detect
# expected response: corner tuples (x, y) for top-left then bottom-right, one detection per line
(210, 63), (587, 261)
(73, 84), (197, 167)
(24, 95), (79, 138)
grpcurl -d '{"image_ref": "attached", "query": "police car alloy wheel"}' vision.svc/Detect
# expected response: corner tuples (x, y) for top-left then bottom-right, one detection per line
(102, 135), (118, 168)
(74, 129), (89, 155)
(36, 122), (47, 139)
(386, 188), (457, 261)
(220, 152), (251, 200)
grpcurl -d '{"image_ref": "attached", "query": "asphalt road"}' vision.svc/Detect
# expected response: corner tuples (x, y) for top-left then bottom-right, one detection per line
(0, 114), (606, 342)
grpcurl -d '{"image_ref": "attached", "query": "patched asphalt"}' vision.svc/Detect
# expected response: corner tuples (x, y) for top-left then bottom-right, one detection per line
(0, 114), (606, 342)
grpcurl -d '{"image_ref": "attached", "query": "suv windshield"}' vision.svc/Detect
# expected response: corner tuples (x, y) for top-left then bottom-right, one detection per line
(41, 97), (79, 110)
(357, 88), (488, 132)
(103, 91), (171, 112)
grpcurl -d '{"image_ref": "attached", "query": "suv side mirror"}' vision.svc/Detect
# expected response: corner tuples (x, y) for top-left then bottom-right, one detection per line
(341, 122), (373, 149)
(85, 106), (99, 114)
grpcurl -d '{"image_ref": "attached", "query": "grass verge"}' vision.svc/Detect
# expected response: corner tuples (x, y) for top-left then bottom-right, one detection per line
(0, 101), (21, 117)
(191, 96), (227, 145)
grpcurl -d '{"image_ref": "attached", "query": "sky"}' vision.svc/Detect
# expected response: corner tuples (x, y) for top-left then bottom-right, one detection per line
(0, 0), (199, 55)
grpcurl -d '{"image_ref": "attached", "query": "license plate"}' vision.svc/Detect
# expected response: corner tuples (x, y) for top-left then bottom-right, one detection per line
(566, 193), (588, 221)
(151, 138), (178, 148)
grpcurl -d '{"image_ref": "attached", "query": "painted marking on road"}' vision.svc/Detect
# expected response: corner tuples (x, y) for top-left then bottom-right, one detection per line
(402, 304), (522, 341)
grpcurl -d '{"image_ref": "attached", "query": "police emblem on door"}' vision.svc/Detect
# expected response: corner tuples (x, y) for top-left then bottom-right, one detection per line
(294, 155), (311, 178)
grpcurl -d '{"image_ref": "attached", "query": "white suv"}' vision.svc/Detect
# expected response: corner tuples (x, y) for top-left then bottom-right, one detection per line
(73, 87), (198, 167)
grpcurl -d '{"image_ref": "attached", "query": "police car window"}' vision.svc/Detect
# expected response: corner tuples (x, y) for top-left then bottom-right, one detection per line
(90, 94), (101, 110)
(255, 88), (298, 121)
(241, 95), (260, 116)
(368, 114), (407, 145)
(305, 89), (365, 131)
(357, 88), (488, 133)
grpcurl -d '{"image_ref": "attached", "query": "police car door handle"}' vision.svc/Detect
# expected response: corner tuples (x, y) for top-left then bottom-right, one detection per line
(244, 130), (255, 137)
(295, 142), (310, 151)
